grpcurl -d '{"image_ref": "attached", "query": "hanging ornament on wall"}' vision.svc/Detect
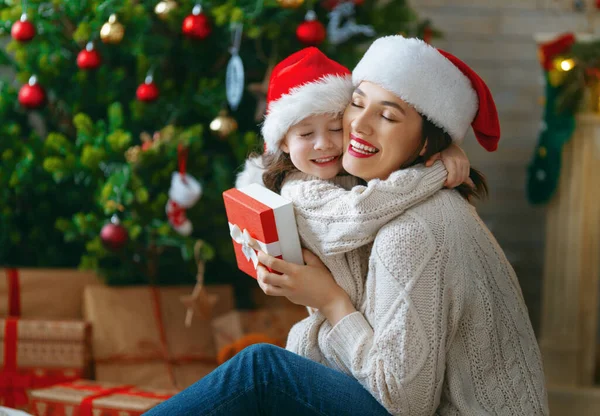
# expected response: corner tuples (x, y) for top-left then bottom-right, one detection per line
(276, 0), (304, 9)
(226, 23), (244, 111)
(210, 109), (238, 138)
(155, 0), (178, 20)
(100, 214), (129, 251)
(11, 13), (36, 42)
(166, 145), (203, 236)
(77, 42), (102, 70)
(136, 73), (160, 102)
(327, 2), (375, 45)
(297, 10), (326, 46)
(18, 76), (46, 109)
(182, 4), (212, 40)
(100, 14), (125, 44)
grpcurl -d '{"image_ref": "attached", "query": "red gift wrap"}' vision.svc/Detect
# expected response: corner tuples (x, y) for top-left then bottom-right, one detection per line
(223, 184), (304, 279)
(0, 318), (90, 409)
(29, 380), (175, 416)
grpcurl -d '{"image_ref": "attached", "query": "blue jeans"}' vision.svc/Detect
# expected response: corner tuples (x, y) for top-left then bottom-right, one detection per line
(144, 343), (391, 415)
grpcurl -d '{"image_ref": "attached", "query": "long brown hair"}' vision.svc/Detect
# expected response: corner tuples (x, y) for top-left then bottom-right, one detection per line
(407, 116), (488, 201)
(249, 150), (299, 194)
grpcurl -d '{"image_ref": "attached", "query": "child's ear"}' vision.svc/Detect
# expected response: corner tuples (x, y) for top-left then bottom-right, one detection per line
(280, 139), (290, 153)
(419, 139), (428, 157)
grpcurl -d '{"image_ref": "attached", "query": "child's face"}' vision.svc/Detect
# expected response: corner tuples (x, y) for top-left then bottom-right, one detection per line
(280, 114), (344, 179)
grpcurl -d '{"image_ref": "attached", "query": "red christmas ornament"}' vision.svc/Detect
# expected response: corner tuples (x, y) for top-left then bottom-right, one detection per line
(18, 76), (45, 109)
(182, 5), (211, 39)
(11, 13), (36, 42)
(77, 42), (102, 70)
(100, 215), (129, 251)
(296, 11), (326, 46)
(596, 0), (600, 8)
(136, 75), (160, 102)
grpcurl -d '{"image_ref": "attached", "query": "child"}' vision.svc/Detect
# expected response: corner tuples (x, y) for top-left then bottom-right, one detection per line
(236, 47), (470, 367)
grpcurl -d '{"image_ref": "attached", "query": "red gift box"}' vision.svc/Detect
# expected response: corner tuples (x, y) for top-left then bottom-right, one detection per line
(223, 184), (304, 279)
(29, 380), (175, 416)
(0, 318), (90, 409)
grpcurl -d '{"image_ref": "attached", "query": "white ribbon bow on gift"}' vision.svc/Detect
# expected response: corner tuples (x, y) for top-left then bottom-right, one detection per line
(229, 224), (259, 269)
(229, 223), (283, 269)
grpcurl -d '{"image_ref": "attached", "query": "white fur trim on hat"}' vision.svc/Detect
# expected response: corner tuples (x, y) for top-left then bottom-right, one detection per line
(235, 155), (265, 188)
(169, 172), (202, 208)
(261, 75), (353, 152)
(352, 36), (478, 142)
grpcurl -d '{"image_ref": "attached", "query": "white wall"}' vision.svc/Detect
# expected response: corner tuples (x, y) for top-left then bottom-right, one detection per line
(411, 0), (592, 332)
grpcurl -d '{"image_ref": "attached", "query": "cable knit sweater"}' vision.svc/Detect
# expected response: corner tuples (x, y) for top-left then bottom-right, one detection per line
(282, 163), (447, 369)
(282, 162), (548, 416)
(282, 165), (448, 368)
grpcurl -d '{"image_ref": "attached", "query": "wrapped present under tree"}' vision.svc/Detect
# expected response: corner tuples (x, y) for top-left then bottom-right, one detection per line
(0, 318), (91, 409)
(29, 380), (175, 416)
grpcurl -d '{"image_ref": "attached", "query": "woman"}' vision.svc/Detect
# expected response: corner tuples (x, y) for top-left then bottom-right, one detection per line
(145, 36), (547, 416)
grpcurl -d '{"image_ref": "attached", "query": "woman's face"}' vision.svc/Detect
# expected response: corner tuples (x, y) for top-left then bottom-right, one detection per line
(342, 81), (425, 181)
(281, 113), (344, 179)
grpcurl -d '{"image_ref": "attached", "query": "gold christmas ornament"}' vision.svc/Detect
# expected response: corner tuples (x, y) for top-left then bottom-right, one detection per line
(276, 0), (305, 9)
(100, 14), (125, 44)
(210, 109), (238, 138)
(155, 0), (178, 20)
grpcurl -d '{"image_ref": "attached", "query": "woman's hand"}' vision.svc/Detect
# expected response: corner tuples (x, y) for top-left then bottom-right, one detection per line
(425, 142), (475, 189)
(255, 248), (356, 326)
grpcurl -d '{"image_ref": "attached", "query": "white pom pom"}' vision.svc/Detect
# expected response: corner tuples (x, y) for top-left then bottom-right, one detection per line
(169, 173), (202, 208)
(235, 156), (266, 188)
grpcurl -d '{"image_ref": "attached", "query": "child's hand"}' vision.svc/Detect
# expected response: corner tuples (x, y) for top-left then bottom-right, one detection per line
(425, 142), (474, 189)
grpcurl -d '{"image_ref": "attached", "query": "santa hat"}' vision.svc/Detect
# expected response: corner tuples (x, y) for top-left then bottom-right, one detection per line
(236, 47), (353, 188)
(352, 36), (500, 151)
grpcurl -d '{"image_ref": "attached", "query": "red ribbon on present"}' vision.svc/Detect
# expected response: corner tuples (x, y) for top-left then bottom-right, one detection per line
(41, 382), (172, 415)
(7, 268), (21, 317)
(1, 318), (83, 408)
(167, 200), (187, 227)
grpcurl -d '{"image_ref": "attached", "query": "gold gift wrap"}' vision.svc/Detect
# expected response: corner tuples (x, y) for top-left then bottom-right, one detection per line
(0, 268), (99, 319)
(0, 318), (92, 409)
(0, 319), (90, 369)
(29, 379), (176, 416)
(83, 284), (234, 389)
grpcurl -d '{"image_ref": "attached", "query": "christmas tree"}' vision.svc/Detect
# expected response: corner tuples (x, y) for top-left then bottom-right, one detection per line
(0, 0), (431, 288)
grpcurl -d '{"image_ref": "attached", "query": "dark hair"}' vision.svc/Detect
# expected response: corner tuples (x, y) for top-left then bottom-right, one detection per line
(406, 116), (488, 201)
(248, 150), (299, 194)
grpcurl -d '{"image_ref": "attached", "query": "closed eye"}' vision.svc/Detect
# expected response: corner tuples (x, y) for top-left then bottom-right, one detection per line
(300, 132), (313, 137)
(351, 102), (363, 108)
(330, 128), (342, 132)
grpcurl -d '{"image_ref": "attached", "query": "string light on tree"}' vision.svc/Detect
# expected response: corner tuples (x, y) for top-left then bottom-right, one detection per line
(136, 74), (160, 102)
(276, 0), (304, 8)
(11, 13), (36, 42)
(100, 14), (125, 44)
(210, 109), (238, 138)
(77, 42), (102, 70)
(100, 214), (129, 251)
(155, 0), (178, 20)
(558, 58), (575, 71)
(18, 76), (45, 109)
(182, 4), (211, 40)
(296, 10), (326, 46)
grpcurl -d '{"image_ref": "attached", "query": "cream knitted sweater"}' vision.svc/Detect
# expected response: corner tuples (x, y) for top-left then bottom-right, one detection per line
(281, 163), (447, 369)
(282, 162), (548, 416)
